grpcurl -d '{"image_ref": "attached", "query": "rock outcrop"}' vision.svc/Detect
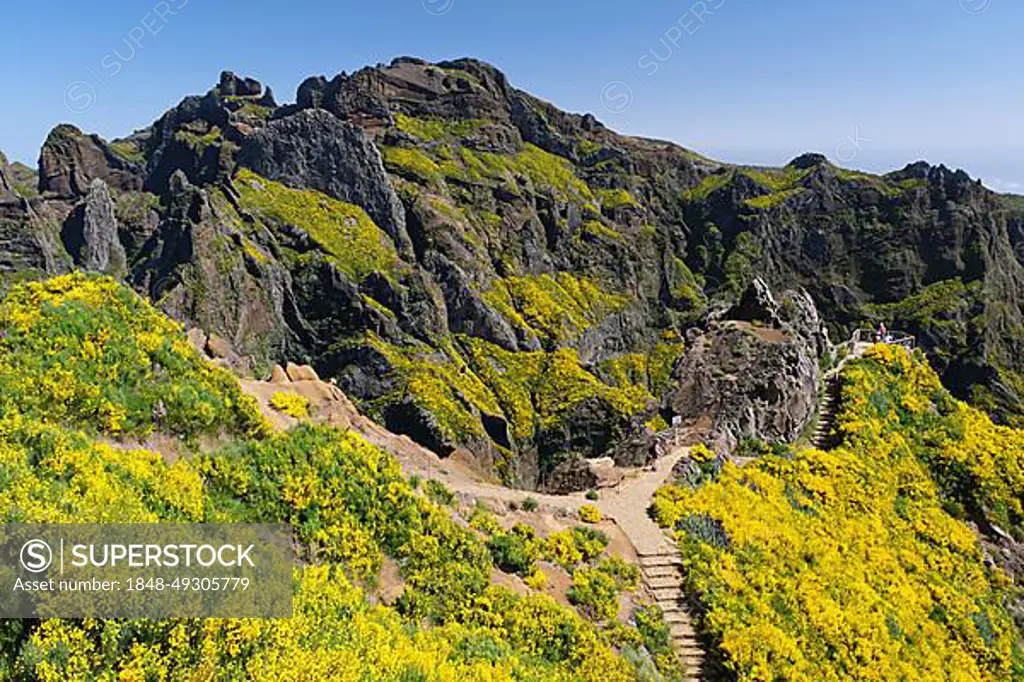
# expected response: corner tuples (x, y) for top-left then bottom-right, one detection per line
(0, 153), (25, 217)
(663, 282), (828, 455)
(38, 125), (143, 198)
(59, 179), (127, 275)
(0, 150), (67, 274)
(726, 276), (782, 327)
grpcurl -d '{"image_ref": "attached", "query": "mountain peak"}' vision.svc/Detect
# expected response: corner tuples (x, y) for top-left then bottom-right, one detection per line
(788, 152), (829, 169)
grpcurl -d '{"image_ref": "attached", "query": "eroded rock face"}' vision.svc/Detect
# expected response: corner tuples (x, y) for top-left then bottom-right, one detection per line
(238, 109), (411, 252)
(60, 179), (127, 275)
(0, 150), (67, 274)
(726, 276), (781, 327)
(663, 283), (828, 455)
(0, 153), (25, 218)
(0, 152), (12, 196)
(127, 170), (296, 371)
(38, 125), (143, 198)
(0, 218), (62, 275)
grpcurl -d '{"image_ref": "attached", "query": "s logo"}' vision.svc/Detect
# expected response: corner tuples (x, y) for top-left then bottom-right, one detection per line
(20, 539), (52, 573)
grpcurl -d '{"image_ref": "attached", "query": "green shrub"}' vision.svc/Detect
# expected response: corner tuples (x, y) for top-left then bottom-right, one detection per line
(424, 479), (457, 507)
(487, 524), (540, 576)
(597, 556), (640, 591)
(568, 567), (620, 621)
(572, 526), (609, 561)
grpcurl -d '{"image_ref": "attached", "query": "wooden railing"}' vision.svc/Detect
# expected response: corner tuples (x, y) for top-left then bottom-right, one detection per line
(852, 329), (916, 350)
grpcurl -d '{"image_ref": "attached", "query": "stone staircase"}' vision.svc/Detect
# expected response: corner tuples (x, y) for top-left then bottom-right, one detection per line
(810, 373), (841, 450)
(810, 336), (876, 451)
(639, 546), (706, 681)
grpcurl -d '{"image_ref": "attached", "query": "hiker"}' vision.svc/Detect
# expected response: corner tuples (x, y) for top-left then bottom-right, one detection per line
(877, 323), (887, 343)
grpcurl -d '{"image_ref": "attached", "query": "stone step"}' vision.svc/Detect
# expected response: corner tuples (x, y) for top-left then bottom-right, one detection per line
(635, 549), (708, 678)
(646, 575), (683, 589)
(675, 644), (705, 657)
(652, 586), (686, 600)
(643, 564), (681, 578)
(663, 610), (692, 624)
(671, 629), (699, 640)
(671, 631), (699, 643)
(639, 554), (681, 567)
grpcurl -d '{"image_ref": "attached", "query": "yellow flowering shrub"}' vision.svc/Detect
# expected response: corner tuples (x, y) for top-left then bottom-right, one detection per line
(568, 566), (621, 621)
(690, 443), (715, 462)
(542, 530), (582, 567)
(653, 345), (1023, 682)
(269, 391), (311, 418)
(0, 417), (203, 524)
(0, 273), (265, 440)
(524, 569), (548, 590)
(16, 566), (639, 682)
(579, 504), (602, 524)
(0, 276), (681, 681)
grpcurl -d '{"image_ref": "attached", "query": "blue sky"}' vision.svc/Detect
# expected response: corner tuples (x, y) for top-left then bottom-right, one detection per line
(2, 0), (1021, 191)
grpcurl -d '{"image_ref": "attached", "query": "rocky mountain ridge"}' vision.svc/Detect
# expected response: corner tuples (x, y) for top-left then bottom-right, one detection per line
(1, 57), (1021, 489)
